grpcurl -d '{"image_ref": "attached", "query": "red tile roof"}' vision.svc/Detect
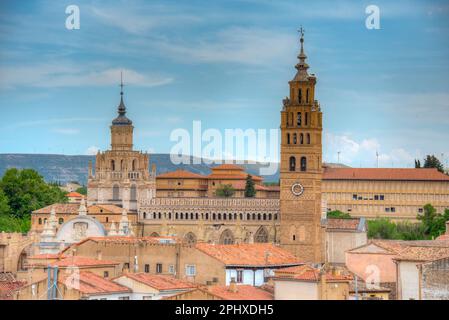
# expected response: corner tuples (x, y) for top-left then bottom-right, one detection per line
(195, 243), (302, 267)
(59, 271), (131, 295)
(211, 164), (245, 171)
(157, 170), (207, 179)
(116, 273), (196, 291)
(436, 234), (449, 241)
(66, 192), (85, 198)
(323, 168), (449, 181)
(28, 253), (66, 260)
(207, 173), (263, 181)
(0, 281), (26, 300)
(33, 203), (127, 215)
(206, 285), (273, 300)
(50, 256), (120, 268)
(326, 218), (364, 231)
(394, 246), (449, 262)
(275, 265), (353, 282)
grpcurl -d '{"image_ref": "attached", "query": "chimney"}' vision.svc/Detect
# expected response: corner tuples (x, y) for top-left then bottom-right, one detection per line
(229, 277), (238, 293)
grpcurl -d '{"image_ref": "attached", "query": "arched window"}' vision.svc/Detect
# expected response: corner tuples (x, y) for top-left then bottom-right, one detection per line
(293, 133), (297, 144)
(219, 229), (235, 245)
(213, 213), (216, 220)
(300, 133), (304, 144)
(205, 213), (209, 220)
(158, 212), (161, 219)
(58, 218), (64, 225)
(297, 112), (302, 126)
(120, 159), (124, 170)
(287, 133), (290, 144)
(38, 218), (42, 225)
(257, 214), (261, 220)
(190, 213), (194, 220)
(289, 156), (296, 171)
(111, 160), (115, 171)
(263, 213), (267, 220)
(175, 212), (179, 219)
(306, 88), (309, 103)
(298, 89), (302, 103)
(247, 214), (251, 220)
(218, 213), (222, 220)
(301, 157), (307, 172)
(153, 212), (156, 219)
(255, 227), (269, 243)
(180, 213), (184, 219)
(143, 212), (147, 219)
(252, 213), (256, 220)
(307, 133), (311, 144)
(305, 112), (308, 126)
(268, 214), (272, 220)
(132, 159), (137, 171)
(112, 185), (120, 200)
(130, 185), (137, 201)
(169, 212), (172, 219)
(150, 232), (160, 237)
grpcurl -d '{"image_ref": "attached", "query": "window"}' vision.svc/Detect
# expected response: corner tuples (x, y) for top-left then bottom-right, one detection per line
(123, 263), (130, 270)
(38, 218), (42, 225)
(289, 156), (296, 171)
(186, 265), (196, 276)
(385, 208), (390, 212)
(374, 195), (379, 200)
(168, 265), (175, 274)
(130, 185), (137, 201)
(391, 207), (396, 212)
(297, 112), (302, 126)
(300, 157), (307, 172)
(300, 133), (304, 144)
(58, 218), (64, 224)
(112, 185), (120, 200)
(306, 89), (309, 103)
(298, 89), (302, 103)
(156, 263), (163, 274)
(307, 133), (311, 144)
(418, 208), (423, 213)
(353, 194), (357, 200)
(305, 112), (308, 126)
(287, 133), (290, 144)
(106, 217), (109, 223)
(103, 271), (109, 278)
(144, 264), (150, 273)
(293, 235), (296, 241)
(111, 160), (115, 171)
(236, 270), (243, 283)
(380, 195), (385, 200)
(293, 133), (297, 144)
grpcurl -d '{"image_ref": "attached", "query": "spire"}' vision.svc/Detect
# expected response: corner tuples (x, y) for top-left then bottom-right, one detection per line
(293, 26), (310, 81)
(78, 198), (87, 216)
(112, 71), (133, 126)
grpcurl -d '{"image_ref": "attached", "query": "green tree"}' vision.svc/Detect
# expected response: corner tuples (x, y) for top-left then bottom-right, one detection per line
(244, 175), (256, 198)
(367, 218), (399, 239)
(422, 155), (444, 173)
(76, 186), (88, 196)
(0, 168), (67, 219)
(417, 204), (449, 238)
(327, 210), (351, 219)
(395, 221), (427, 240)
(414, 159), (421, 168)
(0, 188), (11, 216)
(215, 184), (235, 198)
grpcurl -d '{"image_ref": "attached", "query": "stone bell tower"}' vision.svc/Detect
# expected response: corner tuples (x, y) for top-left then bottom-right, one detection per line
(87, 73), (156, 211)
(279, 28), (325, 263)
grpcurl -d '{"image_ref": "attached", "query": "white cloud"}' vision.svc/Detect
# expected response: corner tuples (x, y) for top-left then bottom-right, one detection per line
(0, 65), (173, 90)
(86, 146), (99, 155)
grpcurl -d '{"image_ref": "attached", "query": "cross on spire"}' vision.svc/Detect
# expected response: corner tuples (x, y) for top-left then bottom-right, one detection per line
(120, 71), (124, 96)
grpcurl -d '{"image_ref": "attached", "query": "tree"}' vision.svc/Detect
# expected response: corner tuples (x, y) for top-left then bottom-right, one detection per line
(244, 175), (256, 198)
(422, 155), (444, 173)
(367, 218), (399, 239)
(327, 210), (351, 219)
(215, 184), (235, 198)
(0, 168), (67, 219)
(76, 186), (88, 195)
(414, 159), (421, 168)
(0, 188), (11, 216)
(417, 204), (449, 238)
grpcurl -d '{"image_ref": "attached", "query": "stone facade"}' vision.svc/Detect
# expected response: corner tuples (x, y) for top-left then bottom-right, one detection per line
(420, 256), (449, 300)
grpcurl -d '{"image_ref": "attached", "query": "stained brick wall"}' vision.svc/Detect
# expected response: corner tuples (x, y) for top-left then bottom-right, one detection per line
(421, 257), (449, 300)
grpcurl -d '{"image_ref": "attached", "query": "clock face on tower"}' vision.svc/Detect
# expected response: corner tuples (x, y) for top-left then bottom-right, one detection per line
(291, 182), (304, 196)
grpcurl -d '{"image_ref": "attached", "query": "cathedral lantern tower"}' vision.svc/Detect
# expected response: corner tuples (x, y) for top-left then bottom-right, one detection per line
(279, 28), (324, 263)
(87, 74), (156, 212)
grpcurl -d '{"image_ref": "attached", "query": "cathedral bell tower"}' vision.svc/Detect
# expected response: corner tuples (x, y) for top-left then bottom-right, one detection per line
(279, 28), (324, 263)
(111, 74), (134, 151)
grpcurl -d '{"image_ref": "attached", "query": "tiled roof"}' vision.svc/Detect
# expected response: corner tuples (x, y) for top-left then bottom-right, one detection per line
(28, 253), (66, 260)
(326, 218), (365, 231)
(195, 243), (301, 267)
(59, 271), (131, 295)
(436, 234), (449, 241)
(157, 170), (207, 179)
(226, 181), (272, 191)
(116, 273), (196, 291)
(50, 256), (120, 267)
(274, 265), (353, 282)
(323, 168), (449, 181)
(33, 203), (125, 215)
(66, 192), (85, 198)
(0, 281), (26, 300)
(211, 164), (245, 171)
(206, 285), (273, 300)
(394, 246), (449, 262)
(207, 173), (263, 181)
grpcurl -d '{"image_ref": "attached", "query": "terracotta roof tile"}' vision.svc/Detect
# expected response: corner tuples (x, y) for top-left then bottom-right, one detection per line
(275, 265), (353, 282)
(33, 203), (126, 215)
(211, 164), (245, 171)
(59, 271), (131, 295)
(206, 285), (273, 300)
(195, 243), (301, 267)
(323, 168), (449, 181)
(207, 173), (263, 181)
(394, 246), (449, 262)
(436, 234), (449, 241)
(326, 218), (364, 231)
(28, 253), (66, 260)
(157, 170), (207, 179)
(117, 273), (196, 291)
(0, 281), (26, 300)
(66, 192), (85, 198)
(50, 256), (120, 267)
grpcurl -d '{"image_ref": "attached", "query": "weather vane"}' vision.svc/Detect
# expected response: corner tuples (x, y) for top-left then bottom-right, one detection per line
(298, 25), (305, 38)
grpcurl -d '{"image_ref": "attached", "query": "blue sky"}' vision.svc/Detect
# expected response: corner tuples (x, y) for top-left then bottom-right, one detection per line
(0, 0), (448, 168)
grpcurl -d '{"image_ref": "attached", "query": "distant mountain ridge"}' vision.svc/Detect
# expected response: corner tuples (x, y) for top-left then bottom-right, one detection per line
(0, 153), (348, 185)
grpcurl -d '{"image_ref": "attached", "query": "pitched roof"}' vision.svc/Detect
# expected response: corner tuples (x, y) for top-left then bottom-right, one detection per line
(323, 168), (449, 181)
(348, 239), (449, 255)
(66, 192), (85, 198)
(157, 170), (207, 179)
(274, 265), (353, 282)
(211, 164), (245, 171)
(0, 280), (26, 300)
(226, 181), (272, 191)
(394, 246), (449, 262)
(50, 256), (120, 268)
(33, 203), (126, 215)
(28, 253), (66, 260)
(116, 273), (196, 291)
(195, 243), (301, 267)
(206, 285), (273, 300)
(59, 271), (131, 296)
(326, 218), (365, 232)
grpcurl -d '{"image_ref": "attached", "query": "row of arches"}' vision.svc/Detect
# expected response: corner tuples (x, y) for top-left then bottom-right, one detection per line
(289, 156), (307, 172)
(142, 211), (279, 222)
(178, 227), (270, 245)
(110, 159), (139, 172)
(286, 132), (311, 145)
